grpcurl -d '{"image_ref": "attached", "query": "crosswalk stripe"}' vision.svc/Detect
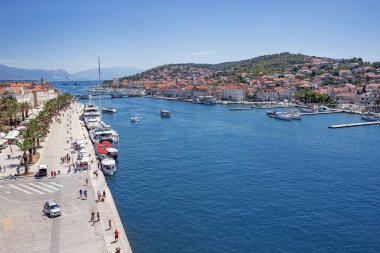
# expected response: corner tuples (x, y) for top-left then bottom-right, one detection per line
(18, 184), (44, 194)
(28, 183), (53, 193)
(39, 182), (60, 191)
(9, 185), (32, 194)
(49, 182), (63, 188)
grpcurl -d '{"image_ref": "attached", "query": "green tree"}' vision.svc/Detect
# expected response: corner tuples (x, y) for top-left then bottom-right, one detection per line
(3, 96), (19, 127)
(19, 102), (31, 121)
(15, 139), (32, 174)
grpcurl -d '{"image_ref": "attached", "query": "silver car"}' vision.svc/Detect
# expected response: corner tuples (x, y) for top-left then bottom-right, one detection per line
(43, 200), (61, 217)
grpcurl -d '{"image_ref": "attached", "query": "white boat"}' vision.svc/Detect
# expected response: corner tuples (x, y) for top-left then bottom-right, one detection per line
(318, 106), (330, 112)
(300, 107), (314, 113)
(160, 110), (171, 117)
(286, 110), (302, 120)
(130, 116), (142, 122)
(275, 112), (292, 121)
(100, 158), (116, 176)
(102, 107), (117, 113)
(361, 114), (380, 121)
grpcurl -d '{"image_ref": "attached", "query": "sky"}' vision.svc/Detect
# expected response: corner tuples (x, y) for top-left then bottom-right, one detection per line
(0, 0), (379, 73)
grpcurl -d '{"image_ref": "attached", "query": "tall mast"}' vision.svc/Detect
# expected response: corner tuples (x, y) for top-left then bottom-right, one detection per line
(98, 57), (102, 121)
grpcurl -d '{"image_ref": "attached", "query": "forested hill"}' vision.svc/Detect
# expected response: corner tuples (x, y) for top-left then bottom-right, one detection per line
(121, 53), (311, 81)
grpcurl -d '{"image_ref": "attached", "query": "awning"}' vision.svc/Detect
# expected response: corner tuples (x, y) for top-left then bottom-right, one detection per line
(0, 139), (8, 145)
(0, 132), (6, 139)
(96, 146), (108, 154)
(4, 130), (20, 139)
(79, 149), (87, 153)
(81, 157), (90, 163)
(102, 141), (112, 148)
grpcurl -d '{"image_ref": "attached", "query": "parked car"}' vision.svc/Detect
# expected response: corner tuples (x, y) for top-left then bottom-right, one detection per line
(43, 200), (61, 217)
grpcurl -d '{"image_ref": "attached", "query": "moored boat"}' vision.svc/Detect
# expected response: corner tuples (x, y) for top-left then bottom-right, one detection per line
(160, 110), (171, 117)
(100, 158), (117, 175)
(275, 112), (292, 121)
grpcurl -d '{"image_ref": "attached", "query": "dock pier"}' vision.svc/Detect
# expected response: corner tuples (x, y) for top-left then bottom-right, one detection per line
(329, 121), (380, 128)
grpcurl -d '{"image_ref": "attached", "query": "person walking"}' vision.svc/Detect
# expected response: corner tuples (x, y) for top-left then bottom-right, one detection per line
(84, 189), (87, 200)
(90, 211), (95, 222)
(108, 219), (112, 230)
(85, 178), (89, 185)
(114, 229), (119, 242)
(97, 211), (100, 221)
(103, 190), (106, 198)
(97, 191), (101, 202)
(79, 189), (83, 199)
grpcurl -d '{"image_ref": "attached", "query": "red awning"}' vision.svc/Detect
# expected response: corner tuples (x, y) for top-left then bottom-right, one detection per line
(102, 141), (112, 148)
(96, 145), (108, 154)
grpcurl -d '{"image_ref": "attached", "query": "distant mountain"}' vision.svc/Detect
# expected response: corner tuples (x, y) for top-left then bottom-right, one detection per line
(0, 64), (70, 81)
(72, 66), (143, 80)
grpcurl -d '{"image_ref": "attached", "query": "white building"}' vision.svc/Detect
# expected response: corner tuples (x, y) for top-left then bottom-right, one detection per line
(223, 87), (246, 101)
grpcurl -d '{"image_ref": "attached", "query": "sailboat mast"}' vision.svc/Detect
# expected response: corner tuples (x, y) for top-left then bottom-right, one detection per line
(98, 57), (102, 121)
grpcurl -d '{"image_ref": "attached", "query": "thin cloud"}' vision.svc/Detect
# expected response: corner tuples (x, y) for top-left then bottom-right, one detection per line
(187, 51), (213, 57)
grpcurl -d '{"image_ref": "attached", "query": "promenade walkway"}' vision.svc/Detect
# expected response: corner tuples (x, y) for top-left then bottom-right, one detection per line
(0, 101), (132, 253)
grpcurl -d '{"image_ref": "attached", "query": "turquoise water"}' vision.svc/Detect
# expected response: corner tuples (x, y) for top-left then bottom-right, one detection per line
(55, 82), (380, 253)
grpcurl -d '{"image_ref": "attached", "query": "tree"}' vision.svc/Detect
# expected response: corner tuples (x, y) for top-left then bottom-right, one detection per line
(16, 139), (32, 174)
(3, 96), (19, 127)
(22, 127), (37, 161)
(19, 102), (31, 121)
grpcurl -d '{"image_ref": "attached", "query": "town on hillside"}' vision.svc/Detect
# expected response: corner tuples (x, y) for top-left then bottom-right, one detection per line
(102, 53), (380, 111)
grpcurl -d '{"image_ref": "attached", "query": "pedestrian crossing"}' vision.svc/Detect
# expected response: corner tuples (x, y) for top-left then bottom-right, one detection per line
(7, 182), (63, 195)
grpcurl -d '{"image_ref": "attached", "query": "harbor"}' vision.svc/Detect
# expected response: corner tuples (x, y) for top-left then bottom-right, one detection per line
(0, 100), (132, 253)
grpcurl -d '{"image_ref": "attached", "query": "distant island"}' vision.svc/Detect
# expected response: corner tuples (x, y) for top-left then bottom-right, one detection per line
(0, 64), (142, 81)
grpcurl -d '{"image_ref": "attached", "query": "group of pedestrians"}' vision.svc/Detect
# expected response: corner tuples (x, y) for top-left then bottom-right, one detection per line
(60, 153), (71, 164)
(79, 188), (88, 200)
(96, 189), (107, 202)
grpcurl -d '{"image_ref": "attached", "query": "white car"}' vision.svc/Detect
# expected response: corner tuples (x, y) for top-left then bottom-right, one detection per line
(43, 200), (61, 217)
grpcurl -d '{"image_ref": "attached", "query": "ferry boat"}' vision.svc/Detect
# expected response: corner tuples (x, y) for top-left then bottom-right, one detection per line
(102, 107), (117, 113)
(160, 110), (171, 117)
(90, 122), (119, 143)
(275, 112), (292, 121)
(286, 110), (302, 120)
(100, 158), (116, 175)
(361, 113), (380, 121)
(130, 116), (142, 123)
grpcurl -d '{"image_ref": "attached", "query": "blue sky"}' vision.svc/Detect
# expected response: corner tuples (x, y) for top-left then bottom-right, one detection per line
(0, 0), (379, 73)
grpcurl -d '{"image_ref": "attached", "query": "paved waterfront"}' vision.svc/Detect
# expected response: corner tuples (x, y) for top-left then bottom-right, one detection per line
(0, 102), (132, 253)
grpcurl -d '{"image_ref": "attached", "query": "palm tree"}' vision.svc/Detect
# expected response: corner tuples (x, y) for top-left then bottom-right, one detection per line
(3, 96), (19, 127)
(19, 102), (31, 121)
(22, 127), (37, 162)
(16, 139), (32, 174)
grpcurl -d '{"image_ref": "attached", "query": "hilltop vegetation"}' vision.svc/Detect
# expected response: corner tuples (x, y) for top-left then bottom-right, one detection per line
(113, 53), (310, 83)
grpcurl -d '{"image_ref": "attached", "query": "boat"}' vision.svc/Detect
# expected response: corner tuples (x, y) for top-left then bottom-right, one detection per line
(275, 112), (292, 121)
(130, 116), (142, 123)
(300, 107), (314, 113)
(286, 110), (302, 120)
(102, 107), (117, 113)
(193, 98), (202, 104)
(266, 110), (277, 117)
(318, 106), (330, 112)
(111, 94), (125, 98)
(100, 158), (116, 176)
(361, 113), (380, 121)
(73, 82), (80, 85)
(98, 141), (118, 159)
(160, 110), (171, 117)
(90, 121), (119, 143)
